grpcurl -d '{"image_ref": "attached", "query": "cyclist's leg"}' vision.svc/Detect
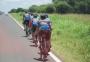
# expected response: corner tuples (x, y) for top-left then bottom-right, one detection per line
(25, 22), (28, 36)
(35, 27), (39, 44)
(38, 30), (43, 59)
(41, 30), (51, 59)
(38, 26), (49, 59)
(31, 25), (38, 46)
(31, 28), (34, 42)
(23, 21), (26, 31)
(44, 31), (49, 55)
(25, 21), (30, 36)
(41, 31), (49, 61)
(34, 27), (38, 47)
(28, 21), (32, 34)
(46, 31), (51, 52)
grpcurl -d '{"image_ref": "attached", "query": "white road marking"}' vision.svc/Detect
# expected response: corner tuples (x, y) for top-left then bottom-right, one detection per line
(49, 52), (62, 62)
(8, 14), (24, 29)
(8, 14), (62, 62)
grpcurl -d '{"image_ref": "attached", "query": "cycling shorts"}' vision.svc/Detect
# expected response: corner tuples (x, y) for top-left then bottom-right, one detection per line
(23, 20), (29, 25)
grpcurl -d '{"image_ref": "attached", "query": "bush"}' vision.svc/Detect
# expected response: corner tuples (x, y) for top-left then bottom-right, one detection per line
(45, 4), (56, 13)
(37, 5), (47, 13)
(16, 8), (25, 13)
(75, 2), (87, 13)
(86, 2), (90, 14)
(55, 2), (73, 13)
(9, 0), (90, 14)
(9, 9), (17, 13)
(9, 8), (25, 13)
(28, 5), (38, 13)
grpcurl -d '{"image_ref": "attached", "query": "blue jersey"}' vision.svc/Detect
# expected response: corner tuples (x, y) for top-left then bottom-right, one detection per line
(38, 19), (50, 31)
(39, 24), (50, 30)
(24, 14), (31, 21)
(32, 18), (38, 26)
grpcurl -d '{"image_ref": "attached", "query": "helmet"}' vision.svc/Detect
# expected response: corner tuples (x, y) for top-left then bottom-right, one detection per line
(33, 14), (38, 18)
(44, 14), (48, 18)
(40, 14), (46, 20)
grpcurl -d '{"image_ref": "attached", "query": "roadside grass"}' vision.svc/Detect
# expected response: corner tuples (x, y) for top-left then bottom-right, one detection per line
(11, 13), (23, 25)
(10, 13), (90, 62)
(50, 14), (90, 62)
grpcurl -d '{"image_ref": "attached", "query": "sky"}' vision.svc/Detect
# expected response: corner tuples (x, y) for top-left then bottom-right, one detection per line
(0, 0), (52, 13)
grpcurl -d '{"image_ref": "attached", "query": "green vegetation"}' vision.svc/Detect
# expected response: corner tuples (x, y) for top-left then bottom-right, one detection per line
(9, 0), (90, 14)
(50, 14), (90, 62)
(11, 13), (23, 25)
(9, 0), (90, 62)
(11, 13), (90, 62)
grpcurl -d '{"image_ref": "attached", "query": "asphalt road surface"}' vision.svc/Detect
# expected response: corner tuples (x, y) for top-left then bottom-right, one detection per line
(0, 14), (55, 62)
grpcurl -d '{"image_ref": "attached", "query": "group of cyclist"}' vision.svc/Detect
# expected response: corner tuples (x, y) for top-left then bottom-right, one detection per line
(23, 11), (52, 61)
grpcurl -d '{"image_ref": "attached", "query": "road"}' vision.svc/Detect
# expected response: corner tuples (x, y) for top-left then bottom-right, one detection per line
(0, 14), (55, 62)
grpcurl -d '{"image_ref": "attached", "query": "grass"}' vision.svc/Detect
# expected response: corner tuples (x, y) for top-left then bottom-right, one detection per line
(11, 13), (23, 25)
(11, 13), (90, 62)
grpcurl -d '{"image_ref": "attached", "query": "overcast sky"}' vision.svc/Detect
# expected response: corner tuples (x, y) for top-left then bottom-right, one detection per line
(0, 0), (52, 13)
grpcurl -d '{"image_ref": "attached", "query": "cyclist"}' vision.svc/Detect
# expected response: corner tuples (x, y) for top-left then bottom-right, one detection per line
(45, 14), (52, 51)
(23, 12), (31, 31)
(28, 12), (34, 34)
(38, 14), (52, 59)
(23, 12), (33, 37)
(31, 14), (39, 47)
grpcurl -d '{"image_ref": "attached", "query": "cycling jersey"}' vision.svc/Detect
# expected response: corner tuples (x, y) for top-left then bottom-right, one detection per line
(32, 18), (38, 26)
(40, 24), (50, 30)
(24, 14), (31, 21)
(39, 19), (50, 30)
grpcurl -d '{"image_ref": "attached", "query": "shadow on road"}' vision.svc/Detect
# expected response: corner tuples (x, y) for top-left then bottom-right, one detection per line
(28, 38), (33, 40)
(21, 36), (28, 37)
(33, 58), (48, 62)
(29, 45), (37, 47)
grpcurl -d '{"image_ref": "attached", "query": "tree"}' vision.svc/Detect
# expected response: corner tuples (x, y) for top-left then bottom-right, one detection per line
(45, 4), (56, 13)
(16, 8), (25, 13)
(9, 8), (25, 13)
(67, 0), (76, 7)
(9, 0), (90, 14)
(87, 2), (90, 14)
(53, 0), (90, 14)
(9, 9), (17, 13)
(55, 2), (73, 13)
(37, 5), (47, 13)
(75, 1), (88, 13)
(28, 5), (38, 12)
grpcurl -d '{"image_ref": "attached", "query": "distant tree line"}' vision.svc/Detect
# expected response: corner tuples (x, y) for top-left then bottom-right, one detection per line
(9, 8), (26, 13)
(9, 0), (90, 14)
